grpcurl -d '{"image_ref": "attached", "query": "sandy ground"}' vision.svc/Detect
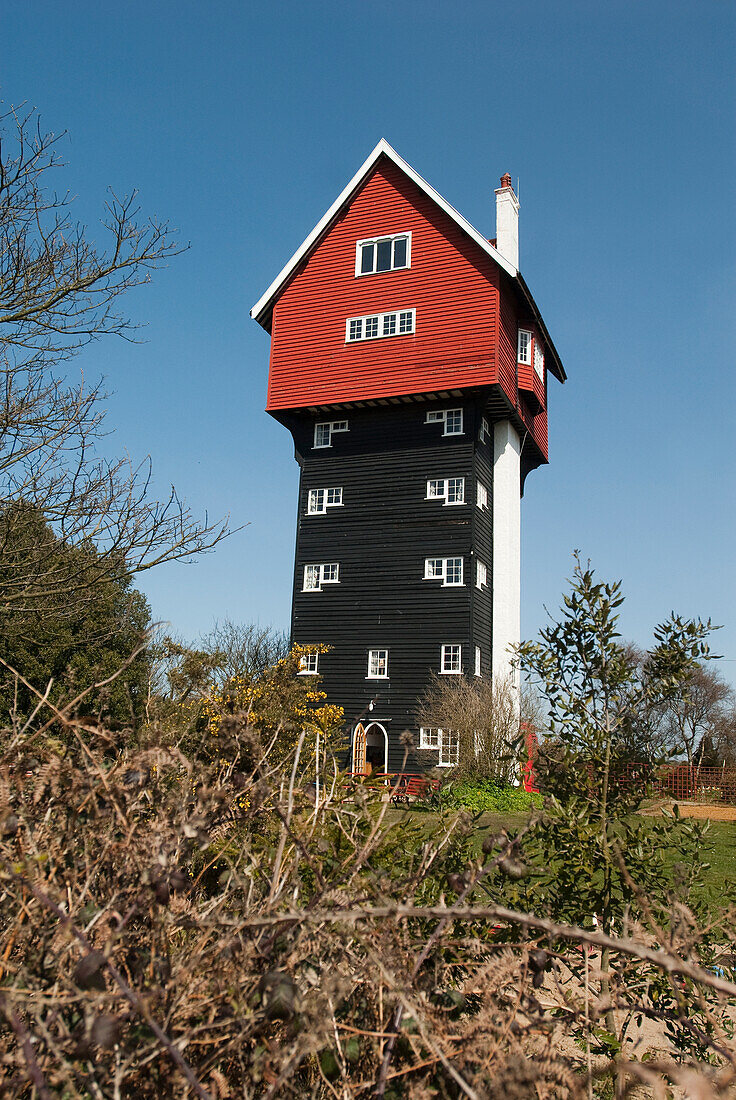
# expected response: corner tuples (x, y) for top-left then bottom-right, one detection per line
(643, 800), (736, 821)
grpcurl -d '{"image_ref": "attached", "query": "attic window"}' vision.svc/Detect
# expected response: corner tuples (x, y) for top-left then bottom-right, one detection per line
(356, 233), (411, 276)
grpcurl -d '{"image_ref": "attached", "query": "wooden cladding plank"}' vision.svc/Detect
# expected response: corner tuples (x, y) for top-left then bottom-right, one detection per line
(267, 160), (501, 408)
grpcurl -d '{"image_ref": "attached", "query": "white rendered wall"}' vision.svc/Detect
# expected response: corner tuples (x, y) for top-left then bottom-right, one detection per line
(492, 420), (521, 690)
(494, 187), (520, 272)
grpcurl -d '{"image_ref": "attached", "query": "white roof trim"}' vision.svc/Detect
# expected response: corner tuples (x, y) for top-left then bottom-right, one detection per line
(250, 138), (517, 326)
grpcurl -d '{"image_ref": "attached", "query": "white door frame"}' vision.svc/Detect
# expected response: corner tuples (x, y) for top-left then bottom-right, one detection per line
(363, 721), (388, 774)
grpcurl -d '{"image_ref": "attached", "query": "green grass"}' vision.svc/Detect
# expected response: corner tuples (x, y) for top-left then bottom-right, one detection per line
(381, 805), (736, 907)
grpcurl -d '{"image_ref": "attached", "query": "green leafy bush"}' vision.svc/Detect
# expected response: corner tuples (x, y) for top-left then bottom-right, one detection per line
(438, 777), (543, 813)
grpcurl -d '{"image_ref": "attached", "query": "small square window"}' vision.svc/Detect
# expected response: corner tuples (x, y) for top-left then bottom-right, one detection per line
(349, 318), (363, 341)
(441, 644), (462, 674)
(444, 409), (463, 435)
(382, 313), (397, 336)
(476, 560), (487, 589)
(314, 423), (331, 448)
(518, 329), (532, 365)
(419, 726), (440, 749)
(304, 564), (321, 591)
(445, 558), (463, 585)
(399, 310), (414, 333)
(425, 558), (444, 579)
(426, 477), (465, 505)
(308, 487), (343, 515)
(303, 563), (340, 591)
(314, 420), (348, 448)
(299, 652), (319, 675)
(446, 477), (464, 504)
(476, 481), (488, 510)
(368, 648), (389, 678)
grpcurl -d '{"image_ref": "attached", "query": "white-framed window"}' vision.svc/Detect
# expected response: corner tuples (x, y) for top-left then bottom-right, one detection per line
(517, 328), (532, 365)
(479, 416), (490, 443)
(476, 560), (487, 589)
(419, 726), (459, 766)
(425, 477), (465, 505)
(441, 644), (462, 674)
(346, 308), (415, 343)
(303, 563), (340, 591)
(307, 487), (343, 515)
(424, 408), (463, 435)
(474, 646), (481, 677)
(439, 729), (460, 767)
(356, 233), (411, 276)
(313, 420), (348, 449)
(367, 648), (389, 679)
(419, 726), (440, 749)
(534, 341), (545, 381)
(299, 652), (319, 675)
(476, 481), (488, 510)
(424, 557), (463, 586)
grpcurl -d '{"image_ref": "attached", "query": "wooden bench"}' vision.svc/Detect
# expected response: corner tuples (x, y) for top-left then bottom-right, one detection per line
(389, 773), (441, 807)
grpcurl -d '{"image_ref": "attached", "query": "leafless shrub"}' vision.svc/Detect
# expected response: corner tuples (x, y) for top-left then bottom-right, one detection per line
(416, 673), (542, 782)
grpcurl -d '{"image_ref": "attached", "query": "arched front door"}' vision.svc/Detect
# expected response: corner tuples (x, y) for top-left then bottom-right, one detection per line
(352, 721), (389, 774)
(365, 722), (388, 774)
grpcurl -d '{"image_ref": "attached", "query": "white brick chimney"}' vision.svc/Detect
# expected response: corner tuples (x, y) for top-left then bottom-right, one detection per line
(494, 172), (519, 271)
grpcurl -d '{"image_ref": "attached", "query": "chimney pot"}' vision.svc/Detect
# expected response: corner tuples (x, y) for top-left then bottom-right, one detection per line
(500, 172), (513, 189)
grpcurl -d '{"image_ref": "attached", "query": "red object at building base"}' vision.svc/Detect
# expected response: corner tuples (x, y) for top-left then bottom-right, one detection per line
(522, 723), (539, 793)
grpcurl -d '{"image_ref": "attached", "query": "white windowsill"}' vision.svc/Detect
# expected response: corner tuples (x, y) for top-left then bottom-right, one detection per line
(356, 267), (410, 278)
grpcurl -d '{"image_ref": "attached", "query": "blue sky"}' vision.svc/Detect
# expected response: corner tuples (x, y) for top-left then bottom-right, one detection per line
(3, 1), (735, 675)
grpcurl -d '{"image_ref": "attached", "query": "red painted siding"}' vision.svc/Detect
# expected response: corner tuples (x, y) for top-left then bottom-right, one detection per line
(497, 286), (519, 406)
(497, 290), (548, 461)
(267, 159), (502, 410)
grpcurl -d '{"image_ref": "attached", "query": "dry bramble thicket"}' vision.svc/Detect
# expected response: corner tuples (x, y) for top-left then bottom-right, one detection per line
(2, 663), (736, 1100)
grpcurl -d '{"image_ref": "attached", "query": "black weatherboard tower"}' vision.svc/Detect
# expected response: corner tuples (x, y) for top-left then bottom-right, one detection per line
(251, 141), (565, 774)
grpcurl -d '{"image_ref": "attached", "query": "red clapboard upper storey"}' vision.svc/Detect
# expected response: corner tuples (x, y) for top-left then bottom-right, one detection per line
(251, 142), (564, 439)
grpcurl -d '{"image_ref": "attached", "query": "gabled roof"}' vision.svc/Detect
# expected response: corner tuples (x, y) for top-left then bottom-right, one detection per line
(251, 139), (565, 383)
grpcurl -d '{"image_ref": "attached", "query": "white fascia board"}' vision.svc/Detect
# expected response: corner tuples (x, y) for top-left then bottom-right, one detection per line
(250, 138), (517, 327)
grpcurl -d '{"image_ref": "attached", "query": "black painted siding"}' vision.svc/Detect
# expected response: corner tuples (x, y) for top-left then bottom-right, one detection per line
(287, 400), (494, 772)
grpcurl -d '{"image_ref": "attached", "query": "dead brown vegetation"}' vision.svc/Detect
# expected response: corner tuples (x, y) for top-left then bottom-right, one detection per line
(1, 689), (736, 1098)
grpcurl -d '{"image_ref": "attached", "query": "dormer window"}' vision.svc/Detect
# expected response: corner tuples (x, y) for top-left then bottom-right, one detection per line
(517, 329), (532, 365)
(356, 233), (411, 276)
